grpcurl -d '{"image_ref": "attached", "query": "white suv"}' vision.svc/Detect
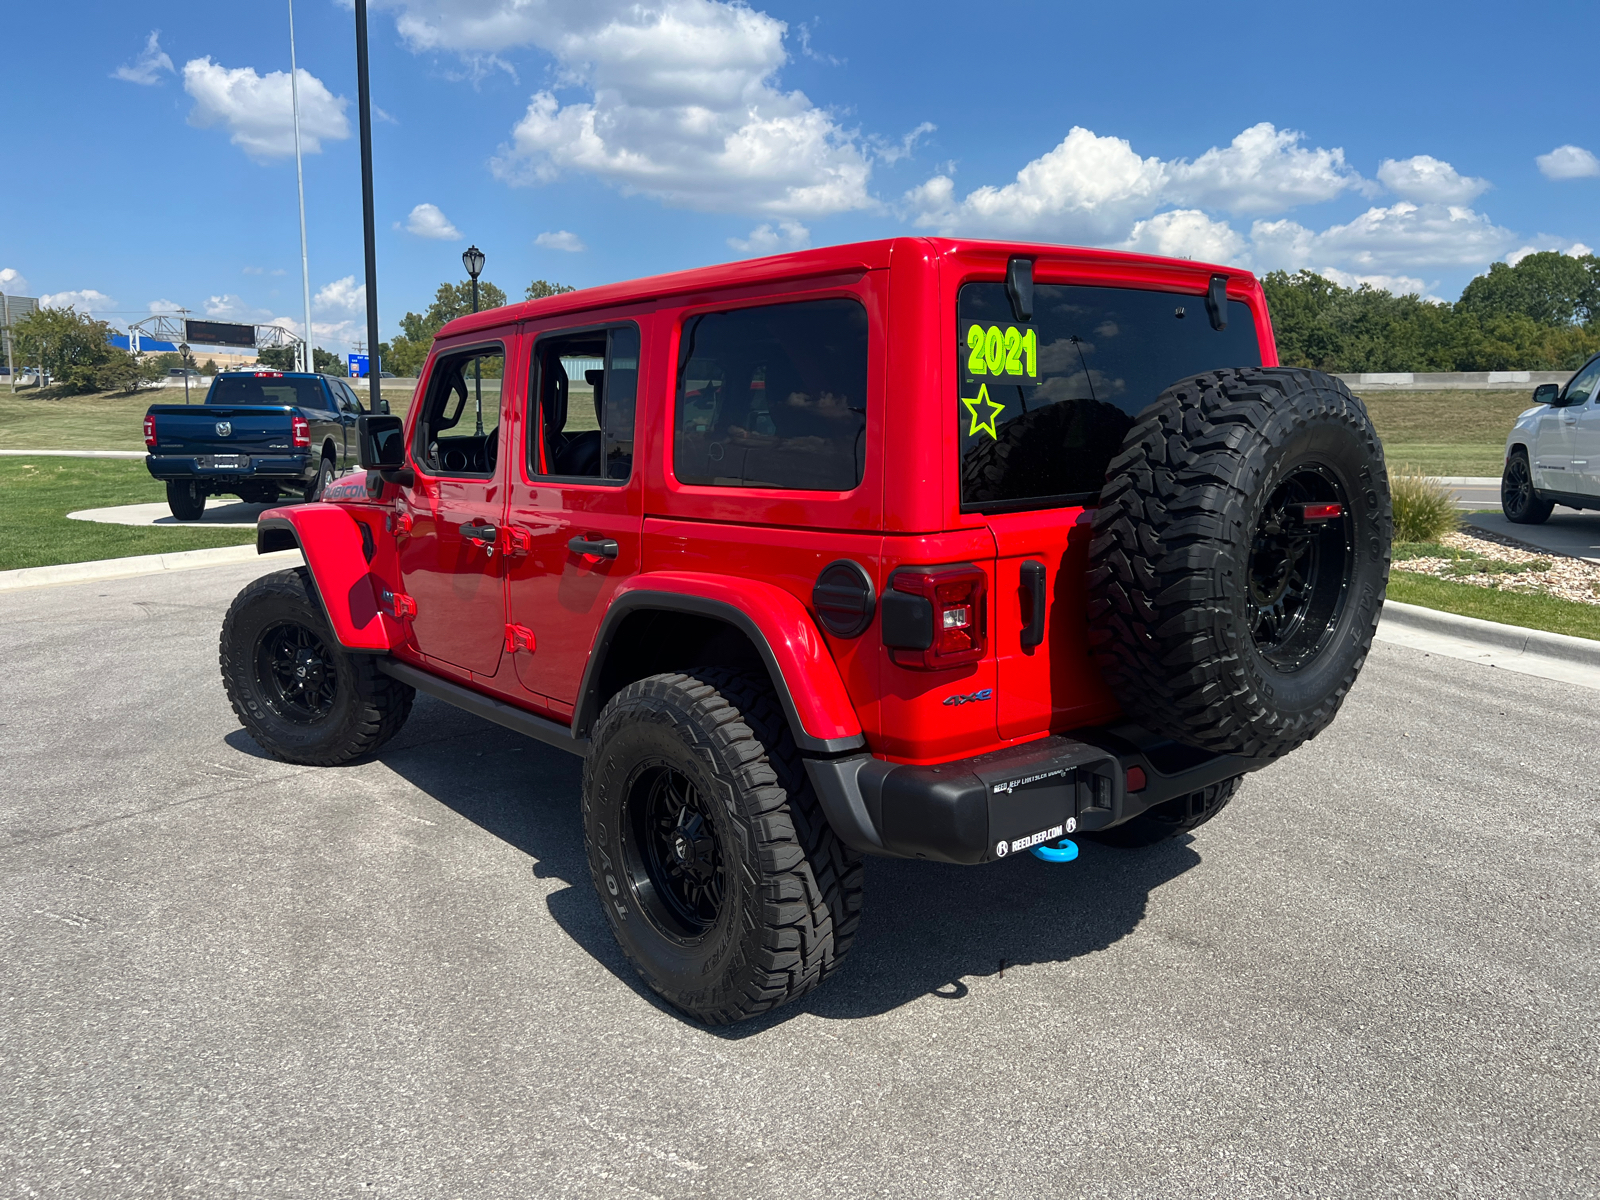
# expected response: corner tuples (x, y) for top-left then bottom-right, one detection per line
(1502, 353), (1600, 524)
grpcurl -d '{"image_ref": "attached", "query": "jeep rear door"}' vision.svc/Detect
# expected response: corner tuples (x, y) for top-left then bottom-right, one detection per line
(502, 321), (646, 712)
(954, 272), (1267, 740)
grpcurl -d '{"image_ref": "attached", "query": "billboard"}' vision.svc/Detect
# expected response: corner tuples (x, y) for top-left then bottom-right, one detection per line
(184, 319), (256, 348)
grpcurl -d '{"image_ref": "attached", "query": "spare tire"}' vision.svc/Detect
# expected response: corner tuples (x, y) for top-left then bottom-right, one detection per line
(1086, 367), (1391, 761)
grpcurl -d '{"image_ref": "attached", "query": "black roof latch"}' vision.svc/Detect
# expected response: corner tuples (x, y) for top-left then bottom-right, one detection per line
(1205, 273), (1229, 331)
(1006, 257), (1034, 323)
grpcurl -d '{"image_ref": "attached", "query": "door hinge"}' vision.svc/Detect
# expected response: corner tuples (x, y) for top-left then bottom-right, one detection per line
(504, 623), (537, 653)
(380, 589), (417, 620)
(498, 526), (533, 557)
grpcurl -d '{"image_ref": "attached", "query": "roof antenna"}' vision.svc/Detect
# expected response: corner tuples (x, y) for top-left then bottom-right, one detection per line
(1006, 257), (1034, 323)
(1205, 274), (1229, 331)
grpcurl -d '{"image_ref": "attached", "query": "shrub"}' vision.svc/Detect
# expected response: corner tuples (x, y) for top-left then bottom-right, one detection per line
(1390, 466), (1460, 543)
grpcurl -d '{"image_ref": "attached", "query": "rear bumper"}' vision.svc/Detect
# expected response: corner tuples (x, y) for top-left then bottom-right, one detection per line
(145, 453), (311, 481)
(805, 725), (1256, 864)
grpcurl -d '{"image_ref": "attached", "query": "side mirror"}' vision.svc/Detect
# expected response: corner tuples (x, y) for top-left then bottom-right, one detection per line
(1533, 383), (1561, 406)
(358, 413), (405, 469)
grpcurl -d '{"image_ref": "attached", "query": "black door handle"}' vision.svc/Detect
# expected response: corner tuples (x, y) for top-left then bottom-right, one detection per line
(459, 522), (498, 545)
(568, 534), (619, 559)
(1020, 560), (1046, 647)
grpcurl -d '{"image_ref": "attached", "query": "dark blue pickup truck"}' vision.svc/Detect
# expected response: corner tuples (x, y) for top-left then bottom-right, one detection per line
(143, 371), (370, 519)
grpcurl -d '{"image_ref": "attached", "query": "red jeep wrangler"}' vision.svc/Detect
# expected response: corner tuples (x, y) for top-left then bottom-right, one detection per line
(221, 239), (1391, 1023)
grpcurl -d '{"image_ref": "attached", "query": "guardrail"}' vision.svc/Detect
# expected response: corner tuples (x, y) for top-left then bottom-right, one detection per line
(1336, 371), (1569, 391)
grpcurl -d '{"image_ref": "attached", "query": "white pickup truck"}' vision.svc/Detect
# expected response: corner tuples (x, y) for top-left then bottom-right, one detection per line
(1501, 352), (1600, 523)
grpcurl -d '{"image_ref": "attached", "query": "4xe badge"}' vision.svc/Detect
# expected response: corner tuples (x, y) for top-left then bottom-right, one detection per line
(942, 687), (993, 707)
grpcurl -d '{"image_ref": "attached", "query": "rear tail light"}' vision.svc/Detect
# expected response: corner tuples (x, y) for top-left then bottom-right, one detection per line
(291, 415), (310, 448)
(143, 415), (156, 448)
(882, 564), (988, 669)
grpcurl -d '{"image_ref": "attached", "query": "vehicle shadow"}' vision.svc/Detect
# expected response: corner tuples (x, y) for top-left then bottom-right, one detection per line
(261, 695), (1198, 1032)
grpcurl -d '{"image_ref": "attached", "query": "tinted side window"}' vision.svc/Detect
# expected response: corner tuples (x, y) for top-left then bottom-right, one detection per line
(415, 345), (505, 477)
(957, 284), (1262, 512)
(1564, 358), (1600, 406)
(674, 298), (867, 492)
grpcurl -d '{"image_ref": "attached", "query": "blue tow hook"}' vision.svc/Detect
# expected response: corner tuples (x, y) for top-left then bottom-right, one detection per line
(1031, 837), (1079, 863)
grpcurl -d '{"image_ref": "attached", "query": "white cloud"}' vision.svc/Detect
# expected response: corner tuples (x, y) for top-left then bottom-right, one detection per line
(0, 267), (29, 294)
(183, 57), (350, 161)
(1251, 202), (1518, 273)
(534, 230), (586, 252)
(1536, 145), (1600, 181)
(1506, 240), (1595, 267)
(147, 298), (181, 313)
(1119, 210), (1246, 263)
(42, 290), (117, 315)
(1166, 123), (1369, 214)
(386, 0), (876, 216)
(315, 276), (366, 312)
(1317, 267), (1430, 297)
(1377, 155), (1489, 204)
(873, 122), (936, 166)
(405, 202), (461, 239)
(908, 123), (1364, 239)
(727, 219), (810, 256)
(114, 31), (174, 85)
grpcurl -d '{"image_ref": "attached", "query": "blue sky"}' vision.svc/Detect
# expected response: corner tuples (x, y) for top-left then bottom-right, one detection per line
(4, 0), (1597, 354)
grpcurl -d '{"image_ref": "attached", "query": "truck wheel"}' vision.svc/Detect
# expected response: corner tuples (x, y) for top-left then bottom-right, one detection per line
(583, 669), (864, 1024)
(303, 455), (335, 504)
(219, 568), (414, 766)
(1089, 778), (1240, 848)
(1087, 367), (1391, 762)
(166, 480), (206, 521)
(1501, 449), (1554, 524)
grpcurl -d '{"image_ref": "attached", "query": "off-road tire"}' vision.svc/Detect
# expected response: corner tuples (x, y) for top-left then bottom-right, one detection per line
(1087, 367), (1391, 761)
(303, 455), (335, 504)
(220, 567), (413, 765)
(1501, 449), (1554, 525)
(1089, 777), (1241, 848)
(166, 480), (206, 521)
(583, 669), (864, 1024)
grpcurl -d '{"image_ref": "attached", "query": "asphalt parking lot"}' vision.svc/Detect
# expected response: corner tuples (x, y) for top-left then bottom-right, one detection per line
(2, 561), (1596, 1199)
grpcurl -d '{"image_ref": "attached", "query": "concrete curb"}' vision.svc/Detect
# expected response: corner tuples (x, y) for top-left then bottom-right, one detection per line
(1376, 599), (1600, 690)
(0, 545), (301, 592)
(1435, 476), (1499, 486)
(0, 449), (146, 459)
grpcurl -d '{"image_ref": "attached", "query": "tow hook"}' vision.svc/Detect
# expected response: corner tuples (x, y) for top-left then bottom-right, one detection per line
(1031, 835), (1079, 863)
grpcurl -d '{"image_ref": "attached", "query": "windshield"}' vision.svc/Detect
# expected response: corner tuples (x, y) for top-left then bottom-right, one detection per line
(957, 282), (1262, 512)
(206, 375), (328, 408)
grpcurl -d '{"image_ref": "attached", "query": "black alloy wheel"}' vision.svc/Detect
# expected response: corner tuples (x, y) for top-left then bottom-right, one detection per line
(622, 763), (727, 941)
(254, 620), (339, 723)
(1246, 466), (1353, 671)
(1502, 452), (1553, 525)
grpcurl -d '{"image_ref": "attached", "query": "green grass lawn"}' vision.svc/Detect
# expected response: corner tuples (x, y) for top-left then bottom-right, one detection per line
(1358, 389), (1532, 477)
(0, 382), (418, 452)
(0, 458), (256, 571)
(1386, 572), (1600, 641)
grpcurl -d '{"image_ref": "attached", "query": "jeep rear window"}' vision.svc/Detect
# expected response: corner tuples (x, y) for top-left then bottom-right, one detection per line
(206, 375), (329, 409)
(674, 297), (868, 492)
(957, 283), (1261, 513)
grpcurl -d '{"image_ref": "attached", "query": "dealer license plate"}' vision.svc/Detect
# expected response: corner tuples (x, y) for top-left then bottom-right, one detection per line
(202, 455), (244, 469)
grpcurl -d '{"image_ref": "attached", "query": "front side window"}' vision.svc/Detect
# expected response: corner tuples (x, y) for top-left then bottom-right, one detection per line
(415, 344), (505, 477)
(1563, 357), (1600, 406)
(528, 324), (639, 481)
(957, 283), (1262, 512)
(674, 297), (868, 492)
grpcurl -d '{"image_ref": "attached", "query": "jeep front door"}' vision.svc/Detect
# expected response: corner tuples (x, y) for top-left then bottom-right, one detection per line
(503, 324), (644, 710)
(395, 341), (511, 678)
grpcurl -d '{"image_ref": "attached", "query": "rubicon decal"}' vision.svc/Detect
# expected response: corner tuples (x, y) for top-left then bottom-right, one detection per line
(942, 687), (993, 707)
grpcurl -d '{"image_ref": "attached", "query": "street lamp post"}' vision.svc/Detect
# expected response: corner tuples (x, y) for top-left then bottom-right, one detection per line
(462, 245), (485, 436)
(179, 342), (192, 404)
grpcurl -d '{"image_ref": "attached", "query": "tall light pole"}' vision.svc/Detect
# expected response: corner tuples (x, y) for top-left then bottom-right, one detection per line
(288, 0), (314, 375)
(354, 0), (383, 413)
(462, 245), (485, 436)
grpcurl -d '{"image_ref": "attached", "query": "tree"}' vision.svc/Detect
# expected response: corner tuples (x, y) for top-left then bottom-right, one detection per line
(200, 358), (220, 375)
(387, 278), (511, 378)
(526, 279), (577, 300)
(10, 305), (117, 393)
(95, 351), (165, 394)
(1456, 252), (1599, 327)
(312, 346), (343, 374)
